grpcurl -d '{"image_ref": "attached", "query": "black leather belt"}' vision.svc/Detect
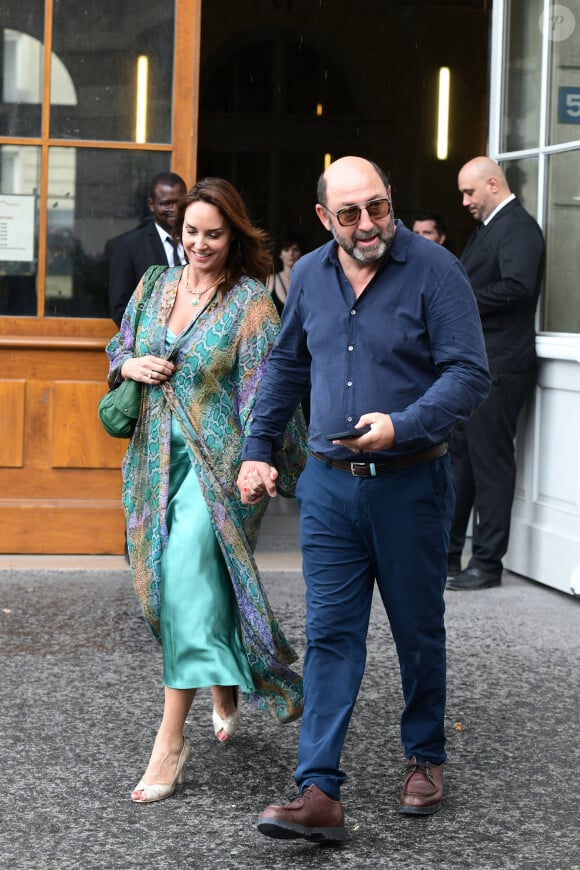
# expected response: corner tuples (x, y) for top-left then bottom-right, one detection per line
(312, 442), (448, 478)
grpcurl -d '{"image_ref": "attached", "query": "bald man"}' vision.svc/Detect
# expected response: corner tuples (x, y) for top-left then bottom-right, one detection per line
(237, 156), (490, 840)
(446, 157), (545, 592)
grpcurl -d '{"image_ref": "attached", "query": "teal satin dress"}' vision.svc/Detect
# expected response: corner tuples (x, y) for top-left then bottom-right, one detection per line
(160, 329), (255, 693)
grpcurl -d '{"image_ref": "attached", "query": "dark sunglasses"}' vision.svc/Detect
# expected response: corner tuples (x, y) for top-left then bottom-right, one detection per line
(324, 197), (392, 227)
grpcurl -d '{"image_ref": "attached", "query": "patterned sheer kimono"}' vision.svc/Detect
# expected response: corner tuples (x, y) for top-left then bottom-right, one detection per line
(105, 266), (306, 722)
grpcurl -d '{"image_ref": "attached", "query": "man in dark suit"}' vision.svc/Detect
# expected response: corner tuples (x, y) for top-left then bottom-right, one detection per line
(108, 171), (187, 326)
(446, 156), (545, 591)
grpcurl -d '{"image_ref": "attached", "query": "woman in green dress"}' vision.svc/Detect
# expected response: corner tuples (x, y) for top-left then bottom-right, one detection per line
(105, 178), (306, 804)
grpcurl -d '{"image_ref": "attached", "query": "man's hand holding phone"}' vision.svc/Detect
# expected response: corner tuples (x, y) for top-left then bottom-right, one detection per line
(326, 415), (396, 452)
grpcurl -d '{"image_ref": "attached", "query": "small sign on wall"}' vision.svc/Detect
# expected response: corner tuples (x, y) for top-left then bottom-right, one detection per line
(558, 86), (580, 124)
(0, 194), (35, 262)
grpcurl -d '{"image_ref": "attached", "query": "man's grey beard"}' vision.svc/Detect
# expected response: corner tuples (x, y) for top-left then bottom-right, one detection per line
(331, 215), (396, 263)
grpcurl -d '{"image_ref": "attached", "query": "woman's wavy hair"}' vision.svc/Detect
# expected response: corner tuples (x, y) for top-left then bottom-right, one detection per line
(173, 177), (272, 293)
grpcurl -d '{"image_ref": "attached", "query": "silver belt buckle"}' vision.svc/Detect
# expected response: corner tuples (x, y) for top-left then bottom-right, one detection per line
(350, 462), (376, 478)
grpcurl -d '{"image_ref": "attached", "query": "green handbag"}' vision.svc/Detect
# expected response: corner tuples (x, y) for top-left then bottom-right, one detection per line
(98, 264), (168, 438)
(98, 376), (143, 438)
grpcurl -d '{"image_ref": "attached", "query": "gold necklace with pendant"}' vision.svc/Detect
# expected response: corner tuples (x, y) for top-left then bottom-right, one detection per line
(184, 266), (224, 306)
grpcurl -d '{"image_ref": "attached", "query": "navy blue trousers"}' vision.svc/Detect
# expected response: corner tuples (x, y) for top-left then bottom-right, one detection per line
(294, 453), (454, 800)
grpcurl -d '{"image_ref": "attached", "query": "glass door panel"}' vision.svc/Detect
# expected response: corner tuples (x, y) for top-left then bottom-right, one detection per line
(0, 0), (45, 137)
(501, 0), (543, 152)
(543, 149), (580, 332)
(0, 144), (40, 315)
(548, 0), (580, 146)
(44, 146), (171, 317)
(50, 0), (175, 143)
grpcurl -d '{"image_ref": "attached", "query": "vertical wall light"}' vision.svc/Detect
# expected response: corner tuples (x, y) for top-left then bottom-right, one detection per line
(436, 66), (450, 160)
(324, 153), (332, 171)
(135, 55), (149, 144)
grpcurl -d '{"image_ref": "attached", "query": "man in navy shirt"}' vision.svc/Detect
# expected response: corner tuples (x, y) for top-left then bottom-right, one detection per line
(237, 156), (490, 841)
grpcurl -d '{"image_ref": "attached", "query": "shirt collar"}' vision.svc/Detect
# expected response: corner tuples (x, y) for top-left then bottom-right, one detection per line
(155, 222), (173, 244)
(155, 222), (185, 260)
(483, 192), (516, 226)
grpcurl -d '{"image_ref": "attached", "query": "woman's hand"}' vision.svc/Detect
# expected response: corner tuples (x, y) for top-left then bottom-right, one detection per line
(236, 461), (278, 503)
(121, 356), (176, 384)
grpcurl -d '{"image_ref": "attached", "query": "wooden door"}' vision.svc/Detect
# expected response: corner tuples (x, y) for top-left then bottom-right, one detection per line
(0, 318), (127, 553)
(0, 0), (200, 553)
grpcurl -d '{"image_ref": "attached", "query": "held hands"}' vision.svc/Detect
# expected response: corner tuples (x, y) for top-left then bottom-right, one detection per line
(121, 356), (176, 384)
(236, 413), (395, 504)
(237, 461), (278, 504)
(332, 413), (396, 453)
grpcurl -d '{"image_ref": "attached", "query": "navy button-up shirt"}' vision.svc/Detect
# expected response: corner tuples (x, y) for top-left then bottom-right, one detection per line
(242, 221), (491, 462)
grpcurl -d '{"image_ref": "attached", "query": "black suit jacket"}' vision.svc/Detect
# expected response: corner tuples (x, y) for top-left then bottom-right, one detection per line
(461, 197), (545, 374)
(107, 221), (171, 327)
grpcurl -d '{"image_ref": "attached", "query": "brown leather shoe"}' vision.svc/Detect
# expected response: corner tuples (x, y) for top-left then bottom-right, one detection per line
(257, 784), (346, 842)
(399, 757), (444, 815)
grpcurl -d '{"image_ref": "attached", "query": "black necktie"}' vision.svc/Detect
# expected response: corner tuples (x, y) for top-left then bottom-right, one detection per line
(166, 236), (180, 266)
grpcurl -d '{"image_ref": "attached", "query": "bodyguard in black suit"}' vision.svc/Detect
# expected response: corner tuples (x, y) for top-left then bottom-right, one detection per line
(447, 157), (545, 591)
(108, 172), (187, 326)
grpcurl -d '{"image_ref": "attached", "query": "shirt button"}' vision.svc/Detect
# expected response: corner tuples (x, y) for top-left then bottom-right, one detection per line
(351, 309), (356, 315)
(348, 345), (353, 351)
(347, 416), (353, 422)
(347, 381), (352, 387)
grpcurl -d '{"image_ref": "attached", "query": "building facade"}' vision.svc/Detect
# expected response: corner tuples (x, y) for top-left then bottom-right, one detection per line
(488, 1), (580, 595)
(0, 1), (578, 594)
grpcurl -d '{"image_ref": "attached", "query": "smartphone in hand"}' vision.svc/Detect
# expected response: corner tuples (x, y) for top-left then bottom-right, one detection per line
(326, 425), (371, 441)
